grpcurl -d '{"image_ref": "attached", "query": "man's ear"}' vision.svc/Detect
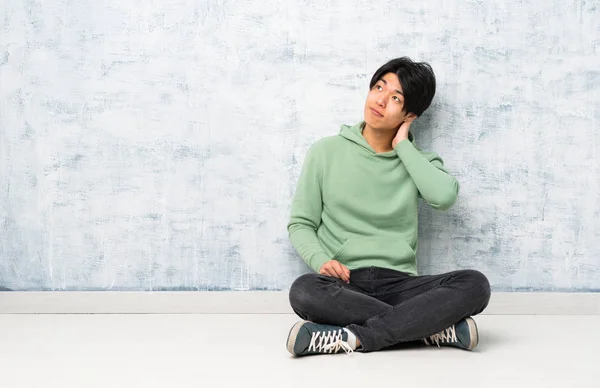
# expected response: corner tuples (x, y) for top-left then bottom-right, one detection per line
(405, 113), (417, 122)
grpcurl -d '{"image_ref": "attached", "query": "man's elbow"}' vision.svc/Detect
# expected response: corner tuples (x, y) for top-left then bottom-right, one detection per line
(429, 183), (459, 211)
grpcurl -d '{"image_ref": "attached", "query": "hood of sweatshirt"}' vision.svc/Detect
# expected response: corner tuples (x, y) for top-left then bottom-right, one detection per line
(339, 122), (415, 158)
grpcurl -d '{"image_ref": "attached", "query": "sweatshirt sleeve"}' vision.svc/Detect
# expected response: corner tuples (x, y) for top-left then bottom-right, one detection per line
(287, 145), (331, 272)
(394, 139), (459, 211)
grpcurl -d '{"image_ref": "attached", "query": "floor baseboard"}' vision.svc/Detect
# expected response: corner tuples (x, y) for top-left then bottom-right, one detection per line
(1, 291), (598, 314)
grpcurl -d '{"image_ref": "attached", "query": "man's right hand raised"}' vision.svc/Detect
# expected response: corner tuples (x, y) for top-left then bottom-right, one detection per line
(319, 260), (350, 283)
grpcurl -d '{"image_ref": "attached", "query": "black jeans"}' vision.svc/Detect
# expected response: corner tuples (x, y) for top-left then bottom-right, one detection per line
(289, 267), (491, 352)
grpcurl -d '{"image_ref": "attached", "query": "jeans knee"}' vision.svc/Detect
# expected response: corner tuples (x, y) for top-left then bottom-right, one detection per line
(289, 273), (321, 313)
(463, 269), (491, 306)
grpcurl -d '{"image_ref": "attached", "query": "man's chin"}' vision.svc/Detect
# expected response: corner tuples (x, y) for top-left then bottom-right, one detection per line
(365, 122), (398, 134)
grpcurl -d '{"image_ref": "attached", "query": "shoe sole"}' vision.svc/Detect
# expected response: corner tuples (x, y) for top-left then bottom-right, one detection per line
(286, 320), (308, 355)
(465, 317), (479, 350)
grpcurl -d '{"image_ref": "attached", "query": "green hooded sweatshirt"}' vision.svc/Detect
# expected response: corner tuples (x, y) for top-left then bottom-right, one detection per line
(287, 122), (459, 276)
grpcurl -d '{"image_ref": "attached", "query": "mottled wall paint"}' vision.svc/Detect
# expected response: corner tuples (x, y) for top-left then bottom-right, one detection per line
(1, 1), (599, 291)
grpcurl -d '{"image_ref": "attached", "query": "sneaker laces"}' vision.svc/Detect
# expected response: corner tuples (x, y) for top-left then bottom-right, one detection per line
(424, 325), (457, 347)
(308, 329), (354, 354)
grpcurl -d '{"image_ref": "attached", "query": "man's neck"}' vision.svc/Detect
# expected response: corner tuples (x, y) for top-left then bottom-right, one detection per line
(362, 124), (396, 153)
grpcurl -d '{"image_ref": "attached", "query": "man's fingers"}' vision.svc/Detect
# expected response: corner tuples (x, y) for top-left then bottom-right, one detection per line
(343, 266), (351, 282)
(334, 261), (350, 282)
(320, 261), (350, 283)
(320, 265), (332, 277)
(321, 264), (337, 278)
(322, 263), (342, 280)
(332, 262), (349, 283)
(327, 263), (343, 280)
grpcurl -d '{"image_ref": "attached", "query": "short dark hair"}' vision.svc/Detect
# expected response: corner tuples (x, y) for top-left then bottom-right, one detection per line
(369, 57), (436, 117)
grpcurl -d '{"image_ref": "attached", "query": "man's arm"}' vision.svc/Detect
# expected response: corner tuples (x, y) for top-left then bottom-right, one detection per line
(391, 122), (459, 210)
(394, 139), (459, 210)
(287, 145), (331, 272)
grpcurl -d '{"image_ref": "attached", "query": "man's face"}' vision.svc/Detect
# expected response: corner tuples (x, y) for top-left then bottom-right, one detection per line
(363, 72), (415, 131)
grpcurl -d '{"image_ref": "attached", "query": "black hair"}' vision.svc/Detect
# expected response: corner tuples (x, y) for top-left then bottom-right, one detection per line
(369, 57), (436, 117)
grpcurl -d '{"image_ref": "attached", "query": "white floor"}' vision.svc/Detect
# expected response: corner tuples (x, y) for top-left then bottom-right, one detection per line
(0, 314), (597, 388)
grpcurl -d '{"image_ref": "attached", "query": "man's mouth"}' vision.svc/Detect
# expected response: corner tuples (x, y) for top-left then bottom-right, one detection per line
(370, 108), (383, 117)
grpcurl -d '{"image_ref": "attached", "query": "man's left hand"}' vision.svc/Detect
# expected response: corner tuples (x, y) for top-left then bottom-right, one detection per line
(392, 121), (412, 149)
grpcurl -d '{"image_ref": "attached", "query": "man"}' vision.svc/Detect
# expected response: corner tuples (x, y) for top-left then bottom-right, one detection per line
(286, 57), (491, 356)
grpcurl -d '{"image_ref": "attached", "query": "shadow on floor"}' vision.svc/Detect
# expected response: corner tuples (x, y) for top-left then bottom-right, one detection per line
(378, 340), (427, 352)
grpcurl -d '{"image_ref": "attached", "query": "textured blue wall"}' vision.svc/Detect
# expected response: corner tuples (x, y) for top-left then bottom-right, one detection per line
(1, 1), (599, 291)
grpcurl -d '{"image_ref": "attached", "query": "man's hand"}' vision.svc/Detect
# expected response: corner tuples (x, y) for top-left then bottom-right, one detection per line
(320, 260), (350, 283)
(392, 120), (413, 149)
